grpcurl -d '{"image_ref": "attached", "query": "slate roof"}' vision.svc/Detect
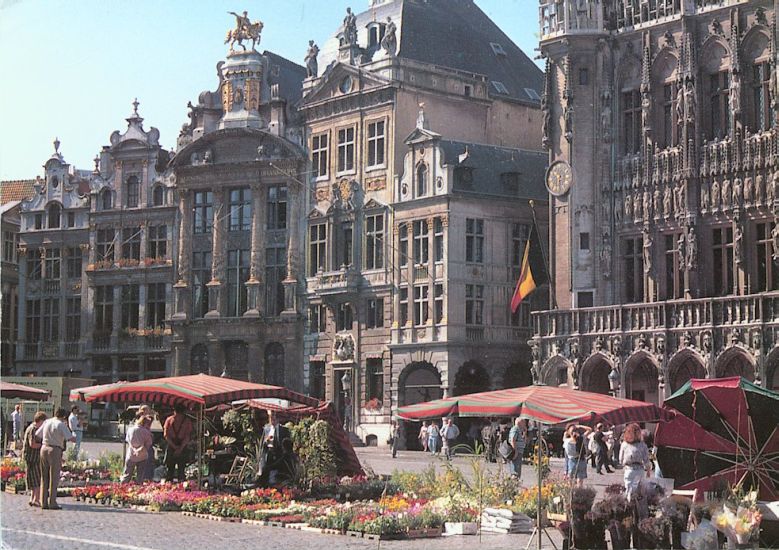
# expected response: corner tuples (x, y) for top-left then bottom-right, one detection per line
(264, 51), (307, 106)
(317, 0), (543, 104)
(439, 140), (548, 200)
(0, 180), (35, 204)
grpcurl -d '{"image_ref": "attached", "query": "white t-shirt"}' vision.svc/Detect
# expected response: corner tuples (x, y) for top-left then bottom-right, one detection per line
(68, 412), (82, 433)
(36, 418), (73, 449)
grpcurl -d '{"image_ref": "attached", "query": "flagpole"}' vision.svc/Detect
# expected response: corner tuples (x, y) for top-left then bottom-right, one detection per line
(528, 200), (556, 309)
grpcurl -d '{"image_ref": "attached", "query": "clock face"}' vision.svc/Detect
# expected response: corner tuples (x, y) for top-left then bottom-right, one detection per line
(545, 160), (573, 197)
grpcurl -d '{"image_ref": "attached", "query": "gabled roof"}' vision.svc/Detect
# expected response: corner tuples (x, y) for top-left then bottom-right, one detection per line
(0, 180), (36, 204)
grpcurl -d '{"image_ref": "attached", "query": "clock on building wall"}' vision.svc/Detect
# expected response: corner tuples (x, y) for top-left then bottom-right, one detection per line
(545, 160), (573, 197)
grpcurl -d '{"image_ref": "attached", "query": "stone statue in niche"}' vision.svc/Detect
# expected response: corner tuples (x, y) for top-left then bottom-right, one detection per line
(733, 178), (743, 207)
(643, 231), (653, 274)
(744, 177), (754, 206)
(564, 104), (574, 142)
(711, 179), (721, 209)
(600, 232), (612, 279)
(653, 187), (661, 219)
(673, 183), (684, 215)
(634, 191), (643, 222)
(643, 189), (652, 222)
(624, 193), (633, 220)
(770, 171), (779, 204)
(676, 232), (686, 266)
(601, 89), (612, 142)
(729, 72), (741, 114)
(686, 226), (698, 271)
(734, 224), (744, 264)
(756, 174), (765, 205)
(304, 40), (319, 78)
(641, 92), (652, 133)
(722, 179), (731, 209)
(663, 185), (672, 218)
(380, 17), (397, 56)
(700, 182), (710, 211)
(771, 224), (779, 262)
(541, 94), (551, 150)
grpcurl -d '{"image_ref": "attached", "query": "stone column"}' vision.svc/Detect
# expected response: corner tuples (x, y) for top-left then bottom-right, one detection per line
(139, 221), (148, 264)
(282, 183), (299, 316)
(245, 182), (263, 317)
(208, 339), (224, 376)
(88, 224), (97, 266)
(426, 217), (436, 328)
(112, 286), (122, 349)
(172, 338), (186, 376)
(391, 224), (402, 343)
(206, 189), (225, 318)
(173, 189), (192, 320)
(247, 340), (263, 382)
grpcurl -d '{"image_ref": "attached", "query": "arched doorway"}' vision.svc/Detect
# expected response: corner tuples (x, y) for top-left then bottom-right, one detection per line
(264, 342), (285, 386)
(453, 361), (490, 396)
(224, 341), (248, 380)
(398, 362), (443, 450)
(624, 353), (659, 404)
(714, 348), (755, 381)
(667, 351), (706, 393)
(541, 356), (571, 387)
(579, 354), (611, 395)
(190, 344), (209, 374)
(503, 361), (533, 389)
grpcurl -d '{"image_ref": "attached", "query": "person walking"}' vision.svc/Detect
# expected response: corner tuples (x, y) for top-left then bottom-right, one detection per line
(11, 404), (23, 449)
(563, 423), (591, 487)
(594, 423), (614, 474)
(417, 421), (429, 452)
(619, 422), (651, 499)
(36, 408), (75, 509)
(68, 406), (83, 456)
(440, 417), (460, 460)
(136, 405), (157, 481)
(508, 417), (527, 479)
(389, 419), (401, 458)
(23, 412), (46, 507)
(163, 403), (193, 482)
(121, 416), (153, 483)
(427, 420), (441, 455)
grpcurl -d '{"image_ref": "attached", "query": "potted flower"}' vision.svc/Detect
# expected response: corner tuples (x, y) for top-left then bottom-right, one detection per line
(362, 398), (382, 412)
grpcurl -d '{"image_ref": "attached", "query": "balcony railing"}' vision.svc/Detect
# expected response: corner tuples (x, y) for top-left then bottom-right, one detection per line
(312, 267), (360, 295)
(533, 292), (779, 339)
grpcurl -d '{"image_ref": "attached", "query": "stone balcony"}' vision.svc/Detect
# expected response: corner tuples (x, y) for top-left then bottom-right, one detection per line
(88, 331), (172, 354)
(307, 267), (361, 296)
(20, 341), (82, 360)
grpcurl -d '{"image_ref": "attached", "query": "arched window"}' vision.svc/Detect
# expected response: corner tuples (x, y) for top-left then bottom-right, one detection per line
(152, 185), (165, 206)
(101, 189), (113, 210)
(126, 176), (140, 208)
(416, 163), (428, 197)
(47, 203), (61, 229)
(743, 30), (772, 132)
(652, 52), (679, 149)
(190, 344), (209, 374)
(264, 342), (285, 386)
(700, 39), (732, 141)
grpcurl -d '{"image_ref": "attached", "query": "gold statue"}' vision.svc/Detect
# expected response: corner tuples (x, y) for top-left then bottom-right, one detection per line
(226, 10), (263, 52)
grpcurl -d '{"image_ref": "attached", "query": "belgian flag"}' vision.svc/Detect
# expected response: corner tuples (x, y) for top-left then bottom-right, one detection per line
(511, 224), (548, 313)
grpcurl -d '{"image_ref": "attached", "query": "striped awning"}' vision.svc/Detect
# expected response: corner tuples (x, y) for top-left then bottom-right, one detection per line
(70, 381), (127, 402)
(397, 384), (673, 426)
(0, 381), (50, 401)
(81, 374), (320, 409)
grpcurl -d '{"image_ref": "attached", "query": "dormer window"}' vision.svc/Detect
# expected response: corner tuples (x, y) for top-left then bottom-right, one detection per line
(454, 167), (473, 188)
(490, 42), (507, 57)
(126, 176), (140, 208)
(492, 81), (509, 95)
(101, 189), (113, 210)
(152, 185), (165, 206)
(47, 203), (61, 229)
(416, 163), (428, 197)
(524, 88), (541, 101)
(501, 172), (520, 195)
(368, 23), (386, 48)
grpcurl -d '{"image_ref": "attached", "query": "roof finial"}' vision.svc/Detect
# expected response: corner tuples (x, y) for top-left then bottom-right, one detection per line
(416, 102), (427, 129)
(53, 137), (60, 154)
(132, 98), (140, 116)
(93, 154), (100, 173)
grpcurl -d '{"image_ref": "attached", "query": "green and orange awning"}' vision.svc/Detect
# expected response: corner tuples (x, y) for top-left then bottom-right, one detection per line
(397, 384), (673, 426)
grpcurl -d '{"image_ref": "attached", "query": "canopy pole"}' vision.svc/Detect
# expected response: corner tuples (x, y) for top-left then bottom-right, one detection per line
(537, 430), (543, 550)
(197, 404), (203, 489)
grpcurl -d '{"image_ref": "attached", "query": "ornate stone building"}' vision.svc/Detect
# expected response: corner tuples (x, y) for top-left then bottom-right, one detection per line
(300, 0), (546, 444)
(532, 0), (779, 401)
(168, 29), (309, 389)
(1, 200), (21, 375)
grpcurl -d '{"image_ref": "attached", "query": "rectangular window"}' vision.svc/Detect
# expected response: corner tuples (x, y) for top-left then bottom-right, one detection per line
(193, 191), (214, 234)
(266, 185), (287, 230)
(466, 218), (484, 263)
(227, 248), (250, 316)
(94, 286), (113, 333)
(26, 255), (41, 280)
(710, 71), (730, 140)
(126, 177), (140, 208)
(34, 214), (43, 230)
(365, 214), (384, 269)
(622, 90), (642, 155)
(399, 224), (408, 267)
(96, 228), (115, 263)
(578, 68), (589, 86)
(434, 283), (444, 324)
(399, 287), (409, 326)
(228, 187), (252, 232)
(66, 247), (82, 278)
(713, 226), (734, 296)
(3, 231), (16, 263)
(756, 222), (778, 292)
(44, 248), (61, 280)
(122, 227), (141, 261)
(192, 250), (212, 318)
(366, 358), (383, 403)
(147, 225), (167, 260)
(664, 233), (683, 300)
(337, 126), (355, 173)
(413, 220), (429, 265)
(511, 223), (529, 278)
(580, 232), (590, 251)
(367, 120), (385, 167)
(623, 236), (644, 303)
(42, 298), (59, 341)
(65, 297), (80, 342)
(309, 361), (326, 400)
(336, 303), (352, 331)
(25, 299), (41, 343)
(120, 284), (140, 330)
(340, 222), (353, 267)
(577, 292), (594, 308)
(67, 212), (76, 228)
(366, 298), (384, 329)
(753, 62), (773, 132)
(146, 282), (166, 329)
(434, 217), (444, 262)
(309, 223), (327, 276)
(510, 301), (531, 328)
(413, 285), (429, 326)
(312, 133), (329, 178)
(265, 246), (286, 316)
(308, 304), (326, 333)
(465, 284), (484, 325)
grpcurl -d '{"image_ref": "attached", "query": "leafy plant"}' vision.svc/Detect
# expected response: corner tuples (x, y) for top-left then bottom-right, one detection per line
(287, 417), (337, 489)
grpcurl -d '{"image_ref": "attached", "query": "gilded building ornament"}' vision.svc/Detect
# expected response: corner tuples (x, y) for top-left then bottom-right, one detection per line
(365, 176), (386, 192)
(244, 78), (260, 112)
(226, 11), (263, 52)
(222, 80), (234, 112)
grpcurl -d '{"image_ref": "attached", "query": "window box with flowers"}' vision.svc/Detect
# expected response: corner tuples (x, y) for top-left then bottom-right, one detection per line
(117, 258), (140, 268)
(93, 259), (114, 270)
(362, 398), (383, 413)
(143, 256), (169, 267)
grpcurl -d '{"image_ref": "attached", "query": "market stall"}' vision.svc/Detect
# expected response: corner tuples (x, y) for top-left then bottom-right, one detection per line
(0, 381), (50, 401)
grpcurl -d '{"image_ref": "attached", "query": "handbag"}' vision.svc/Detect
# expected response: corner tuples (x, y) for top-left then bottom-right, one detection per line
(130, 445), (149, 463)
(498, 440), (515, 461)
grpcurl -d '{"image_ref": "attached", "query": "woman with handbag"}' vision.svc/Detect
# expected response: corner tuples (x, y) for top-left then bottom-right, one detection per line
(121, 416), (153, 483)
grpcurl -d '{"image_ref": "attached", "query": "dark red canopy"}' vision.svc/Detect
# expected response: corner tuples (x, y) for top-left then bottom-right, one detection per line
(0, 381), (50, 401)
(82, 374), (320, 409)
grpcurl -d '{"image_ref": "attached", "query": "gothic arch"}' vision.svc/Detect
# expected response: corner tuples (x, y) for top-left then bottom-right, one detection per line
(540, 355), (571, 387)
(502, 360), (534, 389)
(623, 350), (660, 404)
(651, 49), (679, 82)
(714, 346), (755, 381)
(699, 36), (731, 73)
(453, 360), (490, 396)
(765, 346), (779, 391)
(264, 342), (285, 386)
(666, 348), (706, 392)
(190, 344), (209, 374)
(616, 53), (641, 90)
(579, 352), (613, 395)
(741, 27), (771, 62)
(398, 361), (442, 407)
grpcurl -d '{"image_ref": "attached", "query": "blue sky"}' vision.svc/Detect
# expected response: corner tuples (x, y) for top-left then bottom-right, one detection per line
(0, 0), (540, 181)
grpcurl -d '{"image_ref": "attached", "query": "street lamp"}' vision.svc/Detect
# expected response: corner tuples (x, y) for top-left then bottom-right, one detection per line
(340, 370), (352, 431)
(340, 370), (352, 394)
(608, 367), (620, 395)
